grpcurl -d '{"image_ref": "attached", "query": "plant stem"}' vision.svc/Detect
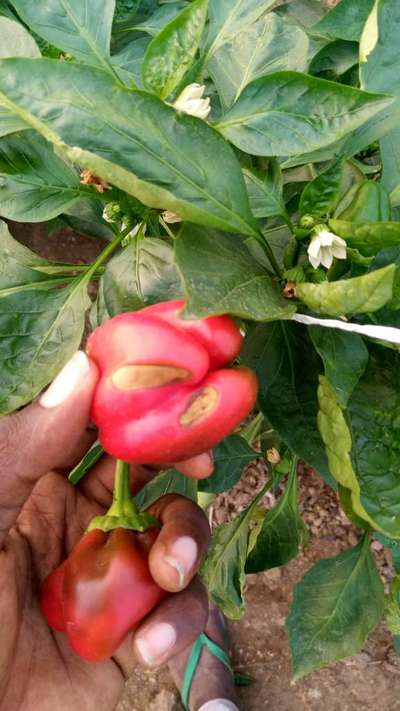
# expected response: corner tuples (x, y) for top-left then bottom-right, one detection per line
(253, 232), (283, 279)
(110, 459), (140, 517)
(81, 224), (132, 285)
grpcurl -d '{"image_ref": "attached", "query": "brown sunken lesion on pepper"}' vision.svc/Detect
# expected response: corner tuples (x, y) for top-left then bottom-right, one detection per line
(111, 364), (191, 390)
(179, 387), (219, 427)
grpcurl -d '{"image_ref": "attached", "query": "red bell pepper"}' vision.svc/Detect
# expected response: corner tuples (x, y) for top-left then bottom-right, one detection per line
(41, 526), (165, 662)
(87, 300), (257, 466)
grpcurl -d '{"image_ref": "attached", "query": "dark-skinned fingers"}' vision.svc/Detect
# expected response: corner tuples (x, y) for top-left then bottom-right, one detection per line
(147, 496), (211, 592)
(0, 352), (98, 548)
(133, 578), (208, 669)
(174, 451), (214, 479)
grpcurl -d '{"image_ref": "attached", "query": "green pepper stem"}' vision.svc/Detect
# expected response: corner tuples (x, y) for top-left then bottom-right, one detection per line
(86, 460), (159, 533)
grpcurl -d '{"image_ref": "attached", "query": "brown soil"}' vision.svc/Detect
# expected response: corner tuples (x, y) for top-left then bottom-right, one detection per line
(14, 224), (400, 710)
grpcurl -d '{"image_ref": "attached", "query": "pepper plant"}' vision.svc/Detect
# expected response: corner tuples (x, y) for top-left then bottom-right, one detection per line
(1, 0), (400, 680)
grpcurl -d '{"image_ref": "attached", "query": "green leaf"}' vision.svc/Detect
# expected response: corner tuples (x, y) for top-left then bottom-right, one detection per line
(0, 130), (87, 222)
(243, 160), (287, 221)
(129, 3), (186, 36)
(0, 14), (40, 136)
(102, 237), (183, 316)
(287, 535), (384, 679)
(241, 322), (334, 487)
(360, 0), (400, 95)
(112, 36), (150, 87)
(385, 576), (400, 636)
(275, 0), (325, 31)
(208, 13), (309, 108)
(174, 226), (296, 322)
(10, 0), (116, 72)
(0, 58), (256, 236)
(135, 468), (197, 511)
(0, 15), (40, 58)
(215, 72), (393, 158)
(69, 441), (105, 485)
(330, 220), (400, 257)
(299, 160), (344, 219)
(296, 265), (395, 317)
(203, 0), (275, 63)
(199, 435), (261, 495)
(201, 491), (261, 619)
(311, 0), (375, 42)
(381, 128), (400, 197)
(63, 198), (115, 241)
(246, 463), (308, 574)
(310, 328), (369, 408)
(0, 219), (50, 288)
(317, 376), (375, 528)
(310, 40), (359, 79)
(347, 347), (400, 537)
(142, 0), (208, 98)
(0, 281), (90, 415)
(334, 181), (391, 223)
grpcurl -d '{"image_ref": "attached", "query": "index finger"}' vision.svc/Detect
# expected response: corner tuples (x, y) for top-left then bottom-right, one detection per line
(147, 495), (211, 593)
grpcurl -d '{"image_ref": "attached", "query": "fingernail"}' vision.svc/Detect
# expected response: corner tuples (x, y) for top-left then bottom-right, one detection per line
(164, 536), (198, 588)
(135, 623), (177, 666)
(40, 352), (91, 409)
(198, 701), (239, 711)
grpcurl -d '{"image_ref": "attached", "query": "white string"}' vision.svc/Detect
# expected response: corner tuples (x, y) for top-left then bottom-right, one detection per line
(292, 313), (400, 345)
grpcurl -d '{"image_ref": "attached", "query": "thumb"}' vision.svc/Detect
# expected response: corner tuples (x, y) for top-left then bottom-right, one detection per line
(0, 351), (98, 547)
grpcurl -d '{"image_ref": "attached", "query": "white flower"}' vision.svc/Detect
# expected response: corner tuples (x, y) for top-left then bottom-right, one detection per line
(162, 210), (182, 224)
(307, 229), (347, 270)
(173, 83), (211, 120)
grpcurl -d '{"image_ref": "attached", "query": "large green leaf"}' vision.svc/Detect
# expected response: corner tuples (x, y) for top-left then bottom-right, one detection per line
(174, 226), (295, 321)
(246, 463), (308, 574)
(381, 129), (400, 197)
(0, 14), (40, 136)
(199, 435), (261, 495)
(330, 220), (400, 256)
(102, 237), (183, 316)
(208, 13), (309, 108)
(359, 1), (400, 206)
(334, 181), (391, 223)
(0, 15), (40, 58)
(0, 219), (50, 288)
(310, 39), (359, 80)
(299, 160), (343, 219)
(203, 0), (275, 63)
(311, 0), (375, 42)
(241, 322), (333, 486)
(276, 0), (325, 31)
(0, 281), (90, 414)
(0, 58), (256, 236)
(215, 72), (393, 157)
(10, 0), (116, 73)
(63, 197), (115, 241)
(287, 535), (384, 679)
(317, 376), (375, 528)
(201, 487), (263, 619)
(128, 3), (186, 36)
(360, 0), (400, 95)
(243, 160), (287, 221)
(310, 327), (369, 408)
(296, 265), (395, 317)
(0, 130), (88, 222)
(142, 0), (208, 98)
(347, 347), (400, 537)
(111, 36), (150, 87)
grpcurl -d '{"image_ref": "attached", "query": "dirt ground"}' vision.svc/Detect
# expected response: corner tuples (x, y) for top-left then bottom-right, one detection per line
(13, 224), (400, 710)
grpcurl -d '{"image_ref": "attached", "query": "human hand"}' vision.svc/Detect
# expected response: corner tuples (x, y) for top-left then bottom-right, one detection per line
(0, 352), (210, 711)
